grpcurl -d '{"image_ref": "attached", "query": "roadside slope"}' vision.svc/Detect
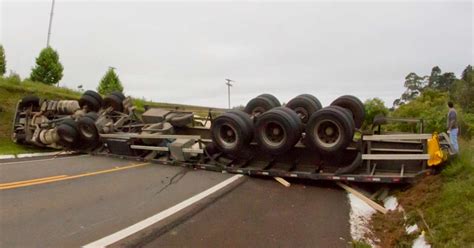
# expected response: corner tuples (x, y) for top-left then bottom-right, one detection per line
(371, 139), (474, 247)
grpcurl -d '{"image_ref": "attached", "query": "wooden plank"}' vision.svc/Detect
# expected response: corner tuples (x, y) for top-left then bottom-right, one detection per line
(362, 154), (429, 160)
(337, 182), (388, 214)
(274, 177), (291, 187)
(363, 134), (432, 141)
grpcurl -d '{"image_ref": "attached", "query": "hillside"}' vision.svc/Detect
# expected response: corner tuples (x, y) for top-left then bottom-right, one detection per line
(0, 77), (221, 154)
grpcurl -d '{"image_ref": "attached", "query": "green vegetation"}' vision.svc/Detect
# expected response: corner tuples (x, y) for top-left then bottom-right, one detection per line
(372, 140), (474, 247)
(363, 97), (389, 128)
(378, 65), (474, 138)
(97, 67), (124, 95)
(30, 47), (64, 85)
(0, 44), (5, 76)
(424, 139), (474, 246)
(351, 240), (372, 248)
(370, 65), (474, 247)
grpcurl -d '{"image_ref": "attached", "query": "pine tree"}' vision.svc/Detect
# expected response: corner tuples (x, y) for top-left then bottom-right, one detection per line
(97, 68), (124, 95)
(30, 47), (64, 85)
(0, 45), (6, 76)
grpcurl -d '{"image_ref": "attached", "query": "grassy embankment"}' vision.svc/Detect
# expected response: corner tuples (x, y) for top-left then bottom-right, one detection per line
(371, 139), (474, 247)
(0, 77), (220, 155)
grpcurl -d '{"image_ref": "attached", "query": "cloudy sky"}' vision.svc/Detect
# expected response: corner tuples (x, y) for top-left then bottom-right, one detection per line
(1, 0), (472, 108)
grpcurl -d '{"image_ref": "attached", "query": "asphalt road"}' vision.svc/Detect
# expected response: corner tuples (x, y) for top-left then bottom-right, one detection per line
(0, 155), (234, 247)
(0, 155), (351, 248)
(145, 179), (351, 248)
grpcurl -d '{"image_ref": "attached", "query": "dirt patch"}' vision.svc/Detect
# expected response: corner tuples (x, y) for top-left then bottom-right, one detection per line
(369, 174), (442, 247)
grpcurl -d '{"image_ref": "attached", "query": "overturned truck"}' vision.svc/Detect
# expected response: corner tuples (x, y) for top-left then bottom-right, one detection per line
(11, 91), (453, 183)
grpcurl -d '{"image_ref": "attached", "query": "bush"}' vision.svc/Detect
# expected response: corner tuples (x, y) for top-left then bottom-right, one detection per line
(5, 71), (21, 85)
(97, 68), (123, 95)
(391, 89), (448, 133)
(363, 98), (389, 128)
(0, 45), (6, 76)
(30, 47), (64, 85)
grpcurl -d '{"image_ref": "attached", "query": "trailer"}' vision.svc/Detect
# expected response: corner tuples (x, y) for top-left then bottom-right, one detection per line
(11, 91), (453, 184)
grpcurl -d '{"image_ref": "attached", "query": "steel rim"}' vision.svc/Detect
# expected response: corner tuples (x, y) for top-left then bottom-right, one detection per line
(80, 124), (96, 139)
(217, 124), (238, 149)
(314, 119), (342, 148)
(294, 106), (309, 122)
(61, 131), (75, 143)
(262, 121), (287, 148)
(251, 107), (266, 116)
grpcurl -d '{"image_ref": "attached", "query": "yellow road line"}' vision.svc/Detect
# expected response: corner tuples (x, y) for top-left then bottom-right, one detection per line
(0, 163), (149, 190)
(0, 175), (68, 187)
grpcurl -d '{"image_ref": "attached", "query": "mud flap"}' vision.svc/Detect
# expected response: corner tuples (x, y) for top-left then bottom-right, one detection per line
(334, 152), (362, 175)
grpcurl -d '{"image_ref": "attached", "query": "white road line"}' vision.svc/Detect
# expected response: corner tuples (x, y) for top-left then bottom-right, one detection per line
(83, 174), (243, 248)
(16, 151), (75, 158)
(0, 155), (90, 166)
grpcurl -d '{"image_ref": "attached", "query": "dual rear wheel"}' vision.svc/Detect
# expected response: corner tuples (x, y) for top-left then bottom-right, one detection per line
(212, 94), (364, 156)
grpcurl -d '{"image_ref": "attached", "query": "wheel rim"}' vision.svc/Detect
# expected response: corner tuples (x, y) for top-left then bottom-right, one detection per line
(251, 107), (266, 116)
(80, 123), (96, 139)
(314, 119), (342, 148)
(217, 124), (238, 149)
(262, 121), (287, 148)
(61, 132), (75, 143)
(294, 107), (309, 122)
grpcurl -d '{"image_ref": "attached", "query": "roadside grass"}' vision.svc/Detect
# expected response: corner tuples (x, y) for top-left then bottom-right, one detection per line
(351, 240), (372, 248)
(0, 76), (221, 155)
(371, 139), (474, 247)
(0, 139), (51, 155)
(424, 139), (474, 246)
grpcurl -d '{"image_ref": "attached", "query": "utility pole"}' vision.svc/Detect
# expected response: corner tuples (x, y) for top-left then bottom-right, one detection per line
(225, 79), (234, 109)
(46, 0), (56, 47)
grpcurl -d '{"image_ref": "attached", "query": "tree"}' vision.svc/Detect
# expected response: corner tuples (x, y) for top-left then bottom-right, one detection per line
(30, 47), (63, 85)
(393, 72), (426, 107)
(450, 66), (474, 113)
(364, 98), (389, 128)
(461, 65), (472, 81)
(0, 45), (6, 76)
(428, 66), (441, 88)
(97, 68), (124, 95)
(436, 72), (456, 91)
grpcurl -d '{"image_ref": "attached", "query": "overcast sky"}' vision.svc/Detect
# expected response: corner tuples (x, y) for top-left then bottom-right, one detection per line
(1, 1), (472, 108)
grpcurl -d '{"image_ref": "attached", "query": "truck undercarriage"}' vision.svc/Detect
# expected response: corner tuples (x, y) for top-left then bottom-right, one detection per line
(11, 91), (453, 184)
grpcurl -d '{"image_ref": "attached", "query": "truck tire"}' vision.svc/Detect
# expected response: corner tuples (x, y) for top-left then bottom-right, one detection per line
(110, 91), (126, 101)
(305, 107), (354, 154)
(297, 94), (323, 110)
(83, 90), (103, 106)
(79, 94), (101, 112)
(104, 94), (124, 112)
(255, 107), (302, 155)
(19, 95), (40, 109)
(226, 110), (253, 133)
(77, 112), (99, 142)
(169, 113), (193, 127)
(244, 96), (275, 116)
(286, 95), (321, 124)
(330, 95), (365, 128)
(211, 111), (253, 156)
(328, 105), (355, 132)
(257, 94), (281, 107)
(57, 118), (80, 148)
